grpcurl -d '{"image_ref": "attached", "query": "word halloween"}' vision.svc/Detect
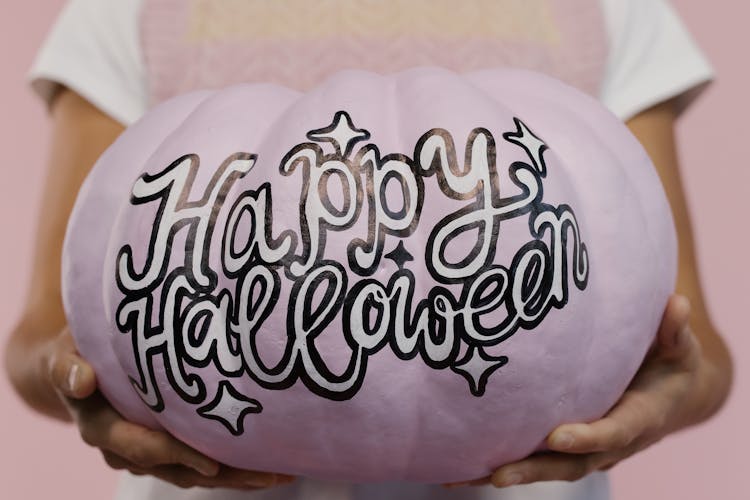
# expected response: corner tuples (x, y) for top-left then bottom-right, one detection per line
(115, 112), (589, 435)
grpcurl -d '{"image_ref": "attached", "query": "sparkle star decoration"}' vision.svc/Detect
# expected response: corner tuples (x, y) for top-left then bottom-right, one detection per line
(197, 381), (263, 436)
(384, 240), (414, 270)
(451, 345), (509, 397)
(307, 110), (371, 158)
(503, 117), (549, 177)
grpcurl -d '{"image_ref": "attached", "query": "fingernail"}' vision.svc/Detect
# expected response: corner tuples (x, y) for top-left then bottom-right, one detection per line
(676, 295), (691, 315)
(67, 363), (79, 393)
(674, 326), (690, 348)
(551, 431), (575, 450)
(189, 461), (218, 477)
(494, 471), (523, 487)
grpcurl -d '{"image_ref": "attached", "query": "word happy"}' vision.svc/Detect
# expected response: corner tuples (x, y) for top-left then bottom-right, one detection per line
(115, 111), (589, 435)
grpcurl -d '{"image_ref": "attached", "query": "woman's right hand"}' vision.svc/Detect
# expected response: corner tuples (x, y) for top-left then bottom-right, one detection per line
(1, 86), (293, 490)
(44, 327), (295, 490)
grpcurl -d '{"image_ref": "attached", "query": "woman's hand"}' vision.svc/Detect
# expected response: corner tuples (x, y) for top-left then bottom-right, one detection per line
(45, 327), (295, 490)
(446, 294), (713, 489)
(0, 87), (293, 491)
(444, 100), (735, 490)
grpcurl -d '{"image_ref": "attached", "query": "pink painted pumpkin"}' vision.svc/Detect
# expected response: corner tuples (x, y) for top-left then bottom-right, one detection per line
(62, 67), (676, 483)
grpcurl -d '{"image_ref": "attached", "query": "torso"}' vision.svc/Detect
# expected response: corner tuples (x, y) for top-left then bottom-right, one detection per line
(139, 0), (608, 106)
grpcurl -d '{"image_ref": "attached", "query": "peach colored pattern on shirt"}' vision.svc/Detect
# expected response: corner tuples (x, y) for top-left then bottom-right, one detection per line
(186, 0), (560, 44)
(140, 0), (607, 107)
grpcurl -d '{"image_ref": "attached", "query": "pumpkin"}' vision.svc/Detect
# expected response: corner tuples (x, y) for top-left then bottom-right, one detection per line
(62, 67), (676, 483)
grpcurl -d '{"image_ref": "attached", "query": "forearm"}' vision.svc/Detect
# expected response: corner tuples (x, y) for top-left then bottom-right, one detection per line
(4, 88), (124, 422)
(679, 320), (733, 430)
(627, 101), (734, 430)
(5, 308), (71, 422)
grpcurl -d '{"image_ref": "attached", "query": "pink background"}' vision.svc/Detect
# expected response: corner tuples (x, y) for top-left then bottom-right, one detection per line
(0, 1), (746, 498)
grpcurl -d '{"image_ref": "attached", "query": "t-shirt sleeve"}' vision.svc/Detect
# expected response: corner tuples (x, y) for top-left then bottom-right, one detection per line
(599, 0), (714, 121)
(27, 0), (147, 126)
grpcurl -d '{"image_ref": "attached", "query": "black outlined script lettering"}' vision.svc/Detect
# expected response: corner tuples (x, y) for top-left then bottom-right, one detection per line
(114, 112), (589, 434)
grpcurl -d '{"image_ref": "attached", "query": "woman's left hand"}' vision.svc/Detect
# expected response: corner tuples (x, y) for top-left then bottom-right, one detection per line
(446, 294), (707, 489)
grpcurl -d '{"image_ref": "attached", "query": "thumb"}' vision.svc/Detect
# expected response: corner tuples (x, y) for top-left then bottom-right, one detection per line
(655, 295), (695, 361)
(47, 332), (97, 400)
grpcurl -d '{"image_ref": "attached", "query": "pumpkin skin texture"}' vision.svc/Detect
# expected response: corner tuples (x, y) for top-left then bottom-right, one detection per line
(62, 67), (676, 483)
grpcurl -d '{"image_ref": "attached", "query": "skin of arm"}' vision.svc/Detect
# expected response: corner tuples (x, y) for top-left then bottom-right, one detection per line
(450, 98), (734, 488)
(5, 88), (124, 421)
(5, 88), (732, 490)
(3, 88), (293, 490)
(626, 99), (733, 425)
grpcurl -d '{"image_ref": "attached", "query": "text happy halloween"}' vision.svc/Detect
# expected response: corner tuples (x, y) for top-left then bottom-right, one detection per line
(114, 112), (589, 432)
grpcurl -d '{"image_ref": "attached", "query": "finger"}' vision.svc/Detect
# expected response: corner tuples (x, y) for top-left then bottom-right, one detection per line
(548, 389), (666, 454)
(100, 452), (218, 489)
(101, 450), (138, 472)
(76, 394), (296, 484)
(210, 465), (296, 489)
(109, 424), (222, 477)
(47, 341), (97, 399)
(149, 465), (293, 490)
(443, 476), (491, 488)
(649, 295), (702, 372)
(468, 477), (492, 487)
(100, 452), (290, 491)
(490, 453), (599, 487)
(71, 393), (220, 476)
(655, 295), (691, 356)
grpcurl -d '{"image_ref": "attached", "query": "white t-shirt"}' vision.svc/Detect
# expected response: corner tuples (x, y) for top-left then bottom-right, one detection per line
(27, 1), (712, 499)
(28, 0), (713, 127)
